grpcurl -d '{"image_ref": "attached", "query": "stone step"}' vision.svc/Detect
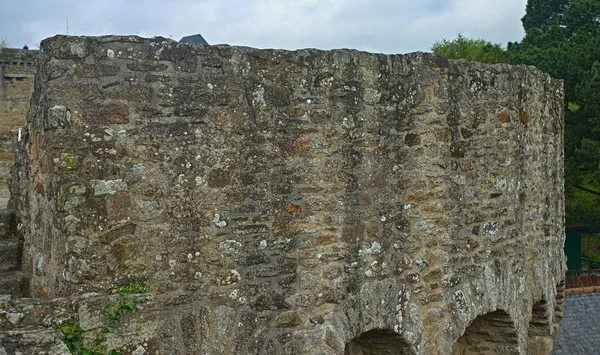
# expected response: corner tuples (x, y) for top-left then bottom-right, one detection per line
(1, 295), (71, 331)
(0, 272), (25, 297)
(0, 327), (69, 354)
(0, 240), (21, 271)
(0, 209), (15, 240)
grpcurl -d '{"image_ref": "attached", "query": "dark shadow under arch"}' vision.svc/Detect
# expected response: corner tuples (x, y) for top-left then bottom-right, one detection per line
(451, 309), (519, 355)
(553, 281), (565, 338)
(527, 298), (554, 355)
(528, 299), (551, 337)
(345, 329), (414, 355)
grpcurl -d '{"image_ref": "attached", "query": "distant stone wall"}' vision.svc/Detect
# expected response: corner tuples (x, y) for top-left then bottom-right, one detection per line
(0, 48), (37, 207)
(11, 35), (565, 354)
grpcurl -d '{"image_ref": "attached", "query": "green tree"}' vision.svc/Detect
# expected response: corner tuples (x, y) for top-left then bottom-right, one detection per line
(521, 0), (571, 30)
(509, 0), (600, 226)
(431, 34), (508, 64)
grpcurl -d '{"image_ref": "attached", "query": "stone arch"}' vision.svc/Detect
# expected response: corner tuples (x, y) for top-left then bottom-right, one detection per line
(526, 298), (553, 354)
(451, 309), (519, 355)
(552, 280), (565, 338)
(344, 329), (415, 355)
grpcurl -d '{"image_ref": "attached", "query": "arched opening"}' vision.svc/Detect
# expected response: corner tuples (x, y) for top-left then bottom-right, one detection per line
(451, 309), (519, 355)
(527, 299), (553, 354)
(553, 281), (565, 339)
(528, 299), (551, 336)
(345, 329), (414, 355)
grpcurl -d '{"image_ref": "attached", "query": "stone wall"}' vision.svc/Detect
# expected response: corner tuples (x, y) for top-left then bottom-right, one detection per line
(0, 48), (37, 207)
(10, 35), (565, 354)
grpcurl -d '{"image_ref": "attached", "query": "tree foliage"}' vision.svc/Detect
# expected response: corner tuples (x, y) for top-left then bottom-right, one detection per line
(431, 34), (508, 64)
(521, 0), (571, 31)
(508, 0), (600, 226)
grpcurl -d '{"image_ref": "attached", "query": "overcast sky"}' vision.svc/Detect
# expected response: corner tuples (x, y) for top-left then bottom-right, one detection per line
(1, 0), (527, 54)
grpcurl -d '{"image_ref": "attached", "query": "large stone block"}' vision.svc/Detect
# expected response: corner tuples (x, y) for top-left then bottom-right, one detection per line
(10, 35), (565, 354)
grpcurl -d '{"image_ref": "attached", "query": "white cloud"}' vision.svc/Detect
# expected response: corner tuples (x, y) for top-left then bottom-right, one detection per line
(1, 0), (527, 54)
(408, 0), (526, 46)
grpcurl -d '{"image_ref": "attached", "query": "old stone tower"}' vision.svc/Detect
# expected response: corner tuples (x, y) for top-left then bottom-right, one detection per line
(1, 35), (564, 354)
(0, 47), (37, 207)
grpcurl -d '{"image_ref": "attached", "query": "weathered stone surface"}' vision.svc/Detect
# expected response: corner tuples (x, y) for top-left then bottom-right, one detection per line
(0, 295), (71, 331)
(8, 35), (565, 354)
(0, 327), (69, 354)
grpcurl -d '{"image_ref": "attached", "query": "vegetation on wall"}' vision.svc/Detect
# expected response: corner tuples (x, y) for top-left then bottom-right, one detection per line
(59, 280), (150, 355)
(432, 0), (600, 227)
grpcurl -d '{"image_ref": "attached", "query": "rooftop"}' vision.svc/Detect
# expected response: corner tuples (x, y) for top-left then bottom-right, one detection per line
(179, 34), (208, 45)
(0, 48), (38, 64)
(554, 291), (600, 354)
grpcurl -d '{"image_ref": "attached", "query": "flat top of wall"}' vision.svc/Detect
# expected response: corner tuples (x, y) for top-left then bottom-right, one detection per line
(0, 48), (38, 65)
(39, 35), (557, 80)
